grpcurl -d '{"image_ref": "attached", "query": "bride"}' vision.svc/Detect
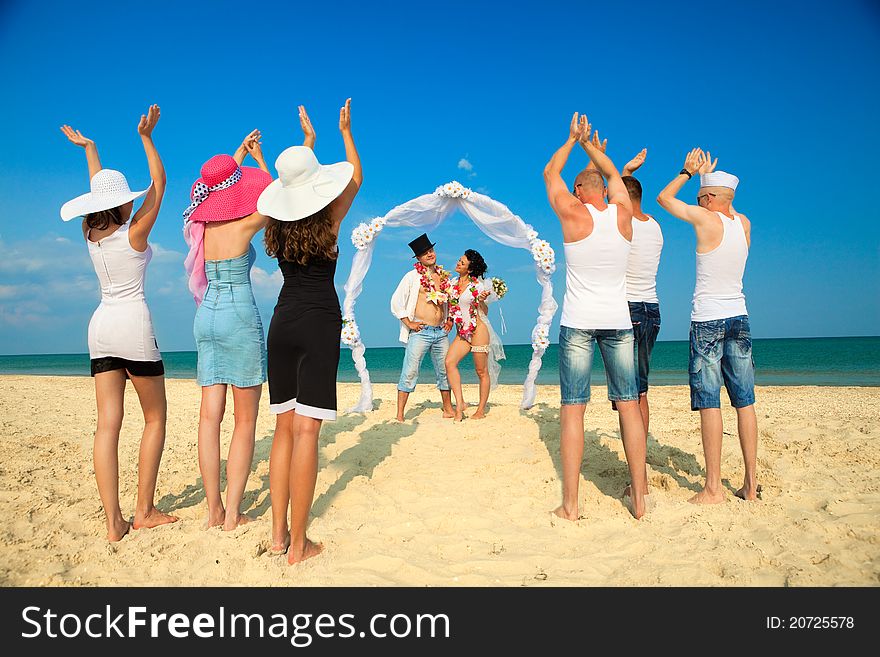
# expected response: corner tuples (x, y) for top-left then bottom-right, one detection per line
(444, 249), (505, 421)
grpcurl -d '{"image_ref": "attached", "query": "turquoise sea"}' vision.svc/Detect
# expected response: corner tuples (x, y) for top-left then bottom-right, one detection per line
(1, 336), (878, 386)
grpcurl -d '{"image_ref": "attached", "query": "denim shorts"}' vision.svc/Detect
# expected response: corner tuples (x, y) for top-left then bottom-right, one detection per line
(559, 325), (639, 404)
(397, 325), (450, 393)
(688, 315), (755, 410)
(629, 301), (661, 394)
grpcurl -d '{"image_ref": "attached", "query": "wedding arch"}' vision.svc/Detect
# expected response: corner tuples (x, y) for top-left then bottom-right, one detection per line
(340, 181), (558, 412)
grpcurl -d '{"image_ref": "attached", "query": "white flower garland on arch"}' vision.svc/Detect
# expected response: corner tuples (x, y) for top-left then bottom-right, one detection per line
(341, 181), (558, 411)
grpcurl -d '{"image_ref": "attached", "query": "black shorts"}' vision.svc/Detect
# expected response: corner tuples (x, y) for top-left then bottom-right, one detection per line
(90, 357), (165, 377)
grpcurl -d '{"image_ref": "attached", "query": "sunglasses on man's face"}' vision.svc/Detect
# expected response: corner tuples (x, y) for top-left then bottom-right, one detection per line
(697, 193), (717, 204)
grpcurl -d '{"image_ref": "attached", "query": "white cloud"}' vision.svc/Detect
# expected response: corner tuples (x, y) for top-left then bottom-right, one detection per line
(149, 242), (185, 262)
(457, 158), (474, 172)
(250, 266), (283, 301)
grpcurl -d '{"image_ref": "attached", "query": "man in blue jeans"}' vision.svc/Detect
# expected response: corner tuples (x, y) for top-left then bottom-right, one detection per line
(544, 113), (649, 520)
(657, 149), (759, 504)
(390, 233), (455, 422)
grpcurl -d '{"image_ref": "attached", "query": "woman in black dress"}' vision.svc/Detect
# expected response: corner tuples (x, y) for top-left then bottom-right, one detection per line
(258, 100), (362, 564)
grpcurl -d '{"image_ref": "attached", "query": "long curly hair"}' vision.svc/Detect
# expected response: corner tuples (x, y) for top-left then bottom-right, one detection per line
(264, 206), (338, 265)
(464, 249), (488, 278)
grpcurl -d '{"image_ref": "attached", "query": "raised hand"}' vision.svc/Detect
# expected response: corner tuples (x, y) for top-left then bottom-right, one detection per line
(698, 150), (718, 175)
(623, 148), (647, 174)
(241, 129), (261, 150)
(591, 130), (607, 153)
(60, 124), (94, 148)
(137, 104), (161, 137)
(299, 106), (316, 148)
(245, 132), (264, 160)
(683, 148), (703, 176)
(569, 112), (587, 142)
(339, 98), (352, 134)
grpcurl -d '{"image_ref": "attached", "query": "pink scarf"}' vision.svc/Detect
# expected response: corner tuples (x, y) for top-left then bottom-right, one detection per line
(183, 221), (207, 305)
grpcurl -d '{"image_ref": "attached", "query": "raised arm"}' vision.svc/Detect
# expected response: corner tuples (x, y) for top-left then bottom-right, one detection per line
(329, 98), (362, 232)
(60, 125), (102, 180)
(233, 129), (261, 165)
(584, 131), (607, 171)
(299, 105), (316, 149)
(129, 105), (166, 248)
(656, 148), (714, 225)
(578, 116), (632, 213)
(543, 112), (585, 219)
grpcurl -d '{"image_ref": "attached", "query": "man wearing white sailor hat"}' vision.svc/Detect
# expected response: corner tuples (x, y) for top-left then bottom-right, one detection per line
(657, 150), (759, 506)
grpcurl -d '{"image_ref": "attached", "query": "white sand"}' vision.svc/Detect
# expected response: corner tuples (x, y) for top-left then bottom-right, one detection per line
(0, 376), (877, 586)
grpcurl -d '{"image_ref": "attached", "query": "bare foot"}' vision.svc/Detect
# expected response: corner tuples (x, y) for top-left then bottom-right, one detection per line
(552, 505), (578, 521)
(735, 483), (762, 501)
(471, 408), (486, 419)
(623, 492), (647, 519)
(269, 534), (291, 556)
(395, 414), (405, 422)
(204, 508), (225, 529)
(288, 538), (324, 565)
(454, 409), (466, 422)
(133, 507), (179, 530)
(442, 407), (455, 419)
(688, 488), (726, 505)
(223, 513), (252, 532)
(107, 517), (131, 542)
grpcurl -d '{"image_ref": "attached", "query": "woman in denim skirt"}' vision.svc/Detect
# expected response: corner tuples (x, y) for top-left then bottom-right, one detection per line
(183, 129), (275, 531)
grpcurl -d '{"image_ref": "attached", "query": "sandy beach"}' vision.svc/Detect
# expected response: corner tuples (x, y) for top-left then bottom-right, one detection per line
(0, 375), (877, 586)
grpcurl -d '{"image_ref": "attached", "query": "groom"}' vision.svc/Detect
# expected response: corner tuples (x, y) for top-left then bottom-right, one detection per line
(390, 233), (456, 421)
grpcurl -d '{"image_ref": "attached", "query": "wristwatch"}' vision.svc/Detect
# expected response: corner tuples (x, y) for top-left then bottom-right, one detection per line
(680, 168), (693, 179)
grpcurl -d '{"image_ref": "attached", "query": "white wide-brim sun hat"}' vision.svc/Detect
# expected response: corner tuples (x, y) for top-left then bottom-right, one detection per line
(257, 146), (354, 222)
(60, 169), (151, 222)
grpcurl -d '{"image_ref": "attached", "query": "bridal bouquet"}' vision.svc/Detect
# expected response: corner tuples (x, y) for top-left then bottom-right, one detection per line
(490, 277), (508, 299)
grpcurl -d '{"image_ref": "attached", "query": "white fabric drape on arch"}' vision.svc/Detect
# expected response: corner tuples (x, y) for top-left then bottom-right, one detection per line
(341, 182), (558, 412)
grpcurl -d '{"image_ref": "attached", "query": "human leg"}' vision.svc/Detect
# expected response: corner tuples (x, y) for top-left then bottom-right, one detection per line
(397, 332), (430, 421)
(93, 369), (130, 541)
(470, 320), (491, 418)
(197, 384), (227, 527)
(269, 410), (294, 552)
(555, 326), (594, 520)
(288, 413), (324, 564)
(223, 384), (261, 530)
(428, 328), (455, 417)
(598, 329), (646, 518)
(444, 336), (472, 421)
(721, 316), (758, 500)
(687, 319), (726, 504)
(128, 372), (178, 529)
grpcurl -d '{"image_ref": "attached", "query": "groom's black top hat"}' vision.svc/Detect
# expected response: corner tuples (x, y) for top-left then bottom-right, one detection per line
(408, 233), (436, 258)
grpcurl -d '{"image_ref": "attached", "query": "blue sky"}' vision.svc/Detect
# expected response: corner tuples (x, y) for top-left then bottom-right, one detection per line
(0, 0), (878, 354)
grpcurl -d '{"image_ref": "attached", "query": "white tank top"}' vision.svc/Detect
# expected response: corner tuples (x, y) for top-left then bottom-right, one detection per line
(626, 215), (663, 303)
(561, 204), (632, 329)
(691, 212), (749, 321)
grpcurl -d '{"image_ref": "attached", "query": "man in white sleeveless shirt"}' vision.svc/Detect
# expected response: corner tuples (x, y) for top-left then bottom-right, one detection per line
(543, 113), (649, 520)
(657, 149), (759, 504)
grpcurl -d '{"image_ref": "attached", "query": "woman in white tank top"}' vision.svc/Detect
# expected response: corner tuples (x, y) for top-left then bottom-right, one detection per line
(59, 106), (178, 542)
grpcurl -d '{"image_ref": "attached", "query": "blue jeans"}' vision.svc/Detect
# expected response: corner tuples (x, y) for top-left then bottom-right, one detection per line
(689, 315), (755, 411)
(559, 325), (639, 404)
(397, 325), (450, 393)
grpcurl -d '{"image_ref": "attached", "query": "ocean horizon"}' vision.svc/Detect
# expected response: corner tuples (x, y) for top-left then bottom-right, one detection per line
(1, 336), (878, 387)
